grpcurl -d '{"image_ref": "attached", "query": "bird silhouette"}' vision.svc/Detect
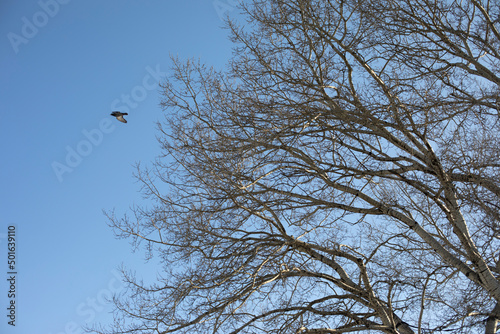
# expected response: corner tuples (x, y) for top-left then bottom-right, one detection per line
(110, 111), (128, 123)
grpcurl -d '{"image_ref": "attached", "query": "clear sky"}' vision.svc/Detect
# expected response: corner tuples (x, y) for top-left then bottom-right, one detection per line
(0, 1), (237, 333)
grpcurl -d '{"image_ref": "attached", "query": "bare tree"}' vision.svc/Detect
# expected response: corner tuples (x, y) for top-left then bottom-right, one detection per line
(99, 0), (500, 333)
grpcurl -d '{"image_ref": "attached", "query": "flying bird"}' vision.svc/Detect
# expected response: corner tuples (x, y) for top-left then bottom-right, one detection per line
(110, 111), (128, 123)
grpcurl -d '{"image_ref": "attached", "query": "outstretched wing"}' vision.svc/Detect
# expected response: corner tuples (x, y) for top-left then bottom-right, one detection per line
(116, 115), (127, 123)
(111, 111), (128, 123)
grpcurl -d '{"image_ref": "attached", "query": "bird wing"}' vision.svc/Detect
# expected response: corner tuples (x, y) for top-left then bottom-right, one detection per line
(116, 115), (127, 123)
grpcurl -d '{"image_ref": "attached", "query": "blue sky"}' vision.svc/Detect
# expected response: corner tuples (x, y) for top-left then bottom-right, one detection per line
(0, 1), (237, 333)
